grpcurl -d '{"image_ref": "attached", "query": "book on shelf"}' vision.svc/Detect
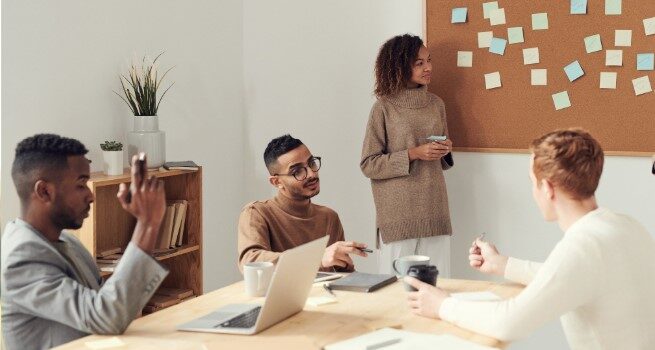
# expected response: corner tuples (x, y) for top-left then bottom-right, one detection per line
(161, 161), (199, 171)
(156, 287), (194, 300)
(156, 205), (176, 250)
(175, 201), (188, 247)
(97, 247), (122, 258)
(147, 294), (180, 309)
(169, 200), (188, 248)
(97, 263), (117, 273)
(96, 253), (122, 264)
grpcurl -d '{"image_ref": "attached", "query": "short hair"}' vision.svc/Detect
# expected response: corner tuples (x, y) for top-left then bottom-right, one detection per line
(263, 134), (303, 172)
(530, 128), (604, 200)
(11, 134), (88, 203)
(374, 34), (424, 97)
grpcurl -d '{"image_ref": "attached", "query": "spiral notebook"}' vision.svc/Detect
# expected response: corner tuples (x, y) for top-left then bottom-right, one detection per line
(327, 272), (397, 293)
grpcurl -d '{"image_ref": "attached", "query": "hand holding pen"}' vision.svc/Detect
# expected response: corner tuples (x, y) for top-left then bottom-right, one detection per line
(469, 232), (508, 276)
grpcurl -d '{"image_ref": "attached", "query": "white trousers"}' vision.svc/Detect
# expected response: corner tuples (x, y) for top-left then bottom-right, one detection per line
(378, 234), (451, 278)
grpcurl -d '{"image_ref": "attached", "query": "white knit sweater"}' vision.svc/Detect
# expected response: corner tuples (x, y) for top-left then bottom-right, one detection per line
(439, 208), (655, 349)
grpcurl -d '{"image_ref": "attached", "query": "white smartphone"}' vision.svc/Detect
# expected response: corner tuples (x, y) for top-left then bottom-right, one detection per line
(426, 135), (447, 142)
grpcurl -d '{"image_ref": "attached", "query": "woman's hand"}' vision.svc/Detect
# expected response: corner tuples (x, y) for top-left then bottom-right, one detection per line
(408, 140), (451, 161)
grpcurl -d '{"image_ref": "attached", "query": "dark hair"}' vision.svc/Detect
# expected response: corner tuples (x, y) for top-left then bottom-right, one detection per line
(263, 134), (303, 172)
(11, 134), (88, 203)
(374, 34), (424, 97)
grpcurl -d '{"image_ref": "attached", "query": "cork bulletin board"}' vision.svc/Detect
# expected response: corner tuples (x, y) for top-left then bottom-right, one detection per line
(425, 0), (655, 155)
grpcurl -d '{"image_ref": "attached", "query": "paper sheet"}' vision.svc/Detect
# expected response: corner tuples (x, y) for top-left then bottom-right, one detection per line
(489, 38), (507, 55)
(637, 53), (654, 71)
(523, 47), (540, 65)
(457, 51), (473, 67)
(531, 69), (547, 86)
(478, 31), (493, 48)
(484, 72), (502, 89)
(452, 8), (468, 24)
(564, 61), (585, 82)
(532, 13), (548, 30)
(552, 91), (572, 111)
(507, 27), (524, 44)
(605, 50), (623, 66)
(584, 34), (602, 53)
(632, 76), (653, 96)
(600, 72), (617, 89)
(614, 30), (632, 47)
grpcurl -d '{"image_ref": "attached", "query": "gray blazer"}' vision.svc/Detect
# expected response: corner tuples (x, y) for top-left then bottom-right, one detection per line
(1, 219), (169, 350)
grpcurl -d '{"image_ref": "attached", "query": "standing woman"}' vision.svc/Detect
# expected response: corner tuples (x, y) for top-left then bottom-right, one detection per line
(360, 34), (454, 276)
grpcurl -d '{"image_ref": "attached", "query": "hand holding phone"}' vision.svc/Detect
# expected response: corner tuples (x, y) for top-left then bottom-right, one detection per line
(125, 152), (147, 204)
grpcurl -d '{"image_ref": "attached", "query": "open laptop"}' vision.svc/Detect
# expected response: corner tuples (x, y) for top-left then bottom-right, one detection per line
(176, 235), (328, 335)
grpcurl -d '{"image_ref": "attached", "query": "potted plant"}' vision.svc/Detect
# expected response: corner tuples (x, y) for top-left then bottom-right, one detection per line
(100, 141), (124, 176)
(114, 52), (174, 168)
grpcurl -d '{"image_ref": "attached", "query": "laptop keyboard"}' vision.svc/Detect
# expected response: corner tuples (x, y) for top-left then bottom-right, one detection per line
(218, 306), (261, 328)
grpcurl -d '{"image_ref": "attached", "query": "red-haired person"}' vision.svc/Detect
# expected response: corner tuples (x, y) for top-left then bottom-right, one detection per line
(405, 129), (655, 349)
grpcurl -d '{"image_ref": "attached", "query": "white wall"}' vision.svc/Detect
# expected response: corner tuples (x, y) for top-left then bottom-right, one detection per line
(243, 1), (655, 349)
(1, 0), (245, 291)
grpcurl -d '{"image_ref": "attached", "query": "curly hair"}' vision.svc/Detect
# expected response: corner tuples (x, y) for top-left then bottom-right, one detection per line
(374, 34), (424, 97)
(530, 128), (604, 200)
(11, 134), (88, 203)
(264, 134), (304, 173)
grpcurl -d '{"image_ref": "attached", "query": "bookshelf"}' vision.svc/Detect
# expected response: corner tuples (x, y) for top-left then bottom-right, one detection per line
(72, 167), (203, 300)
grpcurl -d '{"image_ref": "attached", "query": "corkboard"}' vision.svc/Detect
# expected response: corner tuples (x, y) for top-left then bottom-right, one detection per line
(425, 0), (655, 155)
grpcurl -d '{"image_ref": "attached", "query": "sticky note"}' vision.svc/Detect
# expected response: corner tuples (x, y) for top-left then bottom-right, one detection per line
(615, 30), (632, 47)
(508, 27), (524, 44)
(490, 8), (506, 26)
(523, 47), (540, 65)
(85, 337), (126, 349)
(571, 0), (587, 14)
(532, 13), (548, 30)
(637, 53), (655, 71)
(483, 1), (499, 19)
(452, 8), (468, 23)
(485, 72), (502, 89)
(584, 34), (602, 53)
(552, 91), (571, 110)
(606, 50), (623, 66)
(605, 0), (621, 15)
(600, 72), (617, 89)
(306, 296), (337, 307)
(564, 61), (585, 82)
(478, 31), (494, 48)
(457, 51), (473, 67)
(531, 69), (547, 86)
(489, 38), (507, 55)
(645, 17), (655, 36)
(632, 76), (652, 96)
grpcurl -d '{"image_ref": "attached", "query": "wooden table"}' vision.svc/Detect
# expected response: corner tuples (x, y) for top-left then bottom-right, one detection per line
(55, 278), (523, 349)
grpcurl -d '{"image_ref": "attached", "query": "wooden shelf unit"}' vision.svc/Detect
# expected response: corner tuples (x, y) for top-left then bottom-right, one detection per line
(72, 168), (203, 297)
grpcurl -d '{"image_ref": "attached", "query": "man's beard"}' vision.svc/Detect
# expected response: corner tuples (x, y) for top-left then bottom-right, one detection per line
(50, 201), (85, 230)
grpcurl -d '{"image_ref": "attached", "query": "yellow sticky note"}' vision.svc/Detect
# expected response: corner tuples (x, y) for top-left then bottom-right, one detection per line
(523, 47), (540, 65)
(457, 51), (473, 67)
(85, 337), (125, 349)
(531, 69), (547, 86)
(614, 30), (632, 47)
(632, 76), (653, 96)
(484, 71), (502, 89)
(600, 72), (617, 89)
(605, 50), (623, 66)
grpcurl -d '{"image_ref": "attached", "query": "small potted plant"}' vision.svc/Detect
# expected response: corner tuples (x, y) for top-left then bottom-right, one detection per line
(100, 141), (124, 176)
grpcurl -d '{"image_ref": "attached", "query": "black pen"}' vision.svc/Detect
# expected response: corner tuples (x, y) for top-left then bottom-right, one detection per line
(358, 247), (373, 253)
(323, 283), (336, 297)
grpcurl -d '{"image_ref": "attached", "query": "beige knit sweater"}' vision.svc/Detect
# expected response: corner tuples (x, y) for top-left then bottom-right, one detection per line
(360, 85), (453, 244)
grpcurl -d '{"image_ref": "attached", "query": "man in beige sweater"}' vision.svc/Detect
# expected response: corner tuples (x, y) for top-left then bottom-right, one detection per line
(238, 134), (368, 273)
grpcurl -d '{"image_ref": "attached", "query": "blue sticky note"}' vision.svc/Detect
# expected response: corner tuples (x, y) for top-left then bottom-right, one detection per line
(564, 61), (584, 82)
(552, 91), (571, 110)
(571, 0), (587, 14)
(489, 38), (507, 55)
(637, 53), (654, 71)
(452, 7), (468, 23)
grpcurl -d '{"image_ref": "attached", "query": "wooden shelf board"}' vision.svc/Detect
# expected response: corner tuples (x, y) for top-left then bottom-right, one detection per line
(89, 168), (199, 187)
(99, 244), (200, 278)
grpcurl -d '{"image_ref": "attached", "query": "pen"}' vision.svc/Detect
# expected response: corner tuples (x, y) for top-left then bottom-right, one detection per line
(358, 247), (374, 253)
(366, 338), (402, 350)
(323, 283), (336, 297)
(478, 232), (486, 242)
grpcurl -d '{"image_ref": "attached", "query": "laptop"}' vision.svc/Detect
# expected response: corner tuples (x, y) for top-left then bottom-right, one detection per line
(176, 235), (328, 335)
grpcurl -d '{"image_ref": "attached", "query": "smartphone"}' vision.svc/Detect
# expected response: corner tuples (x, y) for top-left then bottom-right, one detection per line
(125, 152), (147, 204)
(426, 135), (447, 142)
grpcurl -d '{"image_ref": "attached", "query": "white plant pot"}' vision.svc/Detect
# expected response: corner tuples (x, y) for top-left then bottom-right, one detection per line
(127, 115), (166, 168)
(102, 150), (124, 176)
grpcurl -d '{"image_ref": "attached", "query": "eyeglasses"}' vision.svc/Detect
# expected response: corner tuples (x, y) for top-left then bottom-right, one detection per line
(274, 157), (322, 181)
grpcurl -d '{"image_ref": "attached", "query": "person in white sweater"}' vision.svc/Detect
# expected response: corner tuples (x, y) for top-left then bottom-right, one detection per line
(405, 128), (655, 349)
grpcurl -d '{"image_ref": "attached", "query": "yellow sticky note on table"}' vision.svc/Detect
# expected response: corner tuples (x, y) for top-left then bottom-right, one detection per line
(85, 337), (125, 349)
(306, 296), (337, 307)
(632, 76), (653, 96)
(644, 17), (655, 36)
(605, 50), (623, 66)
(600, 72), (617, 89)
(614, 30), (632, 47)
(484, 72), (502, 89)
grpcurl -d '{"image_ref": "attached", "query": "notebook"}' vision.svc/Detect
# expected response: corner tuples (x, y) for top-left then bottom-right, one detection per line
(327, 272), (397, 293)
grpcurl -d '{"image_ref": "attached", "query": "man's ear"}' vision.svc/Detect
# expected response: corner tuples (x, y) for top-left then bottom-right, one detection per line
(269, 175), (282, 189)
(541, 179), (555, 200)
(34, 180), (55, 204)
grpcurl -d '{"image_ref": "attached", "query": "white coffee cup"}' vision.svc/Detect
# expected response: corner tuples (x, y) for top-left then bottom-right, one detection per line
(244, 262), (275, 297)
(392, 255), (430, 276)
